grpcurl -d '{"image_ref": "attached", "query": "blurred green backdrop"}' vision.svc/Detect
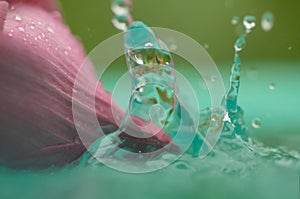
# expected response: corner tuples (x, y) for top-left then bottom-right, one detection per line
(60, 0), (300, 61)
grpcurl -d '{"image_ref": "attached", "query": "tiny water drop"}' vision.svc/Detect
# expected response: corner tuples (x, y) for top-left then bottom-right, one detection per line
(47, 26), (54, 34)
(269, 83), (276, 90)
(243, 16), (256, 31)
(252, 118), (261, 129)
(7, 32), (13, 37)
(15, 15), (22, 22)
(17, 27), (24, 32)
(144, 42), (153, 48)
(30, 22), (35, 30)
(231, 16), (239, 25)
(288, 46), (292, 51)
(261, 11), (274, 32)
(63, 50), (69, 56)
(10, 5), (15, 11)
(203, 44), (209, 49)
(111, 1), (129, 16)
(210, 75), (217, 83)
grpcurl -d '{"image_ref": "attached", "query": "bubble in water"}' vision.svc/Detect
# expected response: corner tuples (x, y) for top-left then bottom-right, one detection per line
(243, 16), (256, 31)
(269, 83), (276, 90)
(231, 16), (239, 25)
(261, 11), (274, 32)
(252, 118), (261, 128)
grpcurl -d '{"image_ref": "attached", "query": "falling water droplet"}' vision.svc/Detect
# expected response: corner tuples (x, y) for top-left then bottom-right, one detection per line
(243, 16), (256, 32)
(231, 16), (239, 25)
(112, 15), (131, 31)
(252, 118), (261, 129)
(111, 0), (129, 16)
(288, 46), (292, 51)
(261, 11), (274, 32)
(15, 15), (22, 22)
(269, 83), (276, 90)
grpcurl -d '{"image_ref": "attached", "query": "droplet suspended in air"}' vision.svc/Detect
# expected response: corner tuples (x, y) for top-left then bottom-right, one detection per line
(111, 0), (129, 16)
(269, 83), (276, 90)
(261, 11), (274, 32)
(231, 16), (239, 25)
(252, 118), (261, 129)
(112, 15), (130, 31)
(243, 16), (256, 32)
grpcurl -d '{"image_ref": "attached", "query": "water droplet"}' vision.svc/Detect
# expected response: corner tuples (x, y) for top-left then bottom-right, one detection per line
(261, 11), (274, 32)
(203, 44), (209, 49)
(15, 15), (22, 22)
(144, 42), (153, 48)
(112, 15), (130, 31)
(169, 44), (177, 51)
(67, 46), (72, 50)
(252, 118), (261, 129)
(234, 34), (246, 51)
(111, 1), (129, 16)
(269, 83), (276, 90)
(210, 75), (217, 82)
(288, 46), (292, 51)
(30, 22), (35, 30)
(17, 27), (24, 32)
(231, 16), (239, 25)
(243, 16), (256, 31)
(63, 50), (69, 55)
(10, 6), (15, 11)
(7, 32), (13, 37)
(47, 26), (54, 34)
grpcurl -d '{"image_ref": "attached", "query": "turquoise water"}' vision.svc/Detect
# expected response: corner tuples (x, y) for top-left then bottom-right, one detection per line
(1, 60), (300, 198)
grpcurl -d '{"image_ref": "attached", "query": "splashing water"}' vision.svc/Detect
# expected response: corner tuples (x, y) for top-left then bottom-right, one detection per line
(80, 2), (300, 173)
